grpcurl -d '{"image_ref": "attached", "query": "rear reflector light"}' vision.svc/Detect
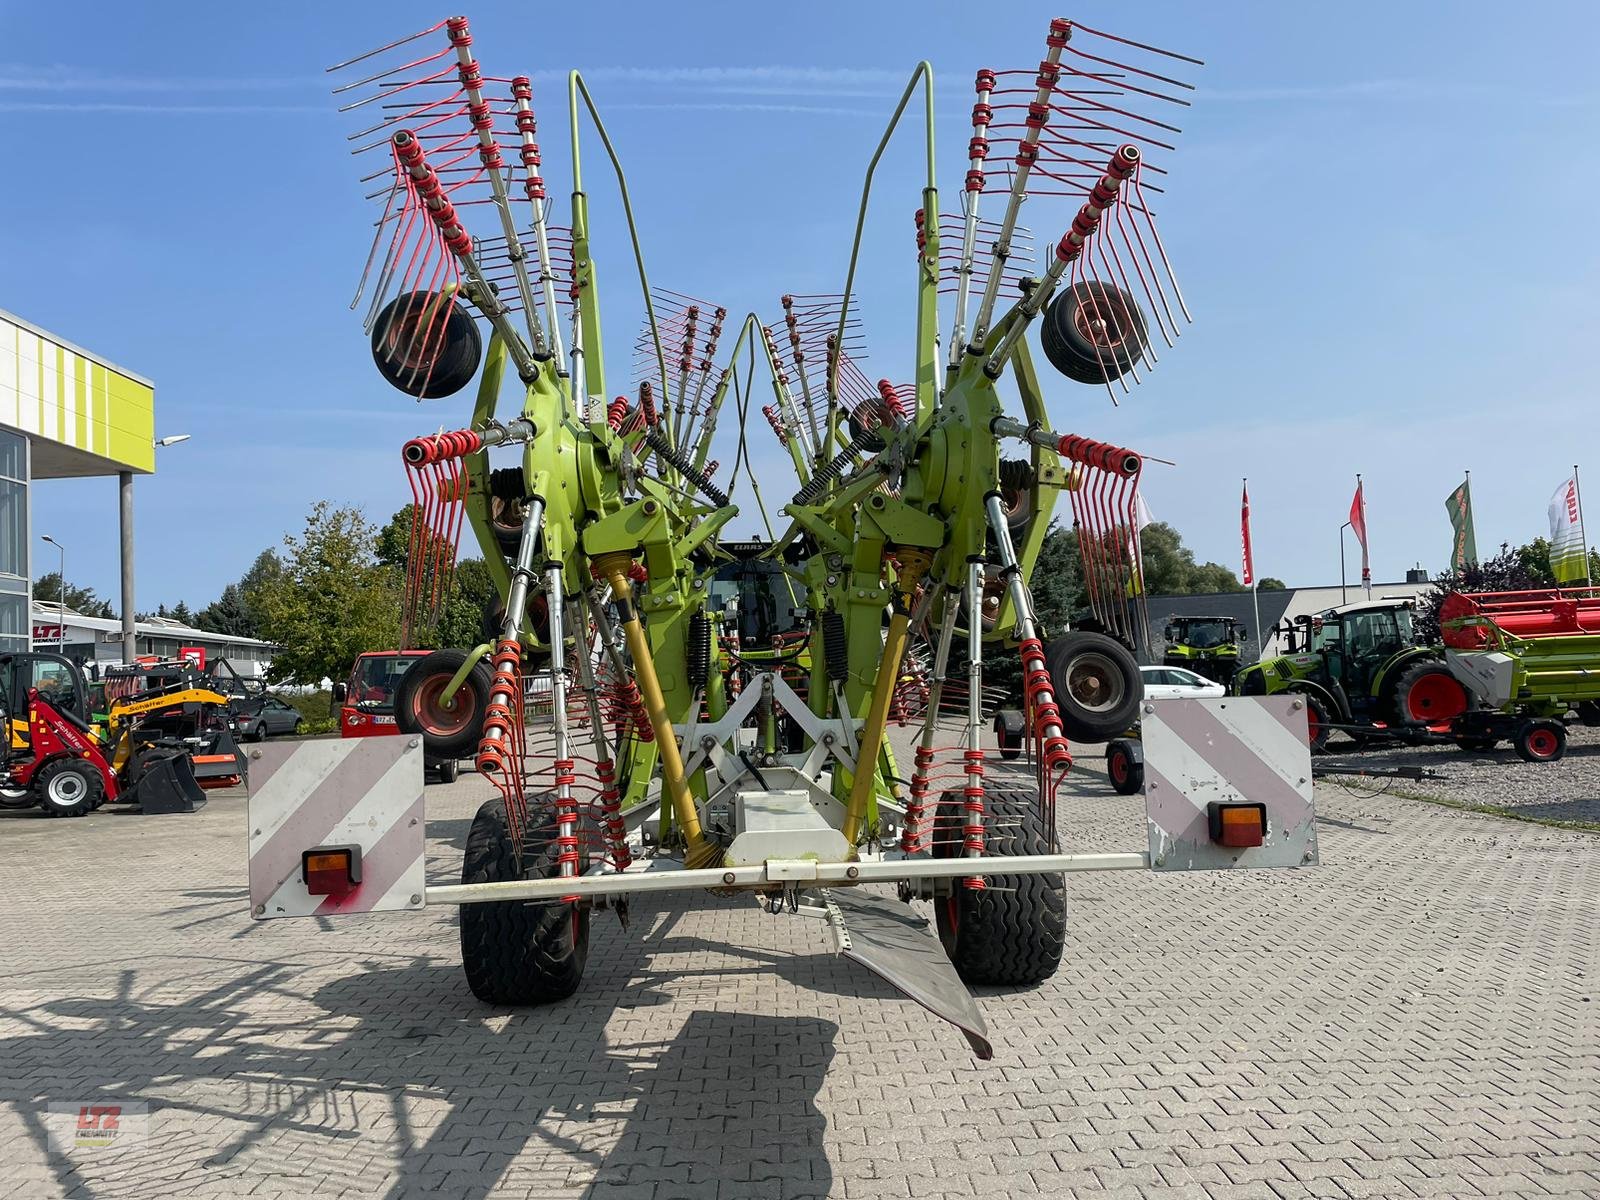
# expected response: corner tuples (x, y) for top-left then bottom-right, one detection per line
(301, 845), (362, 896)
(1206, 802), (1266, 848)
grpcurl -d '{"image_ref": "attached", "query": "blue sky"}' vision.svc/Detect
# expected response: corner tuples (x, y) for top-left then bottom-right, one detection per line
(2, 0), (1597, 610)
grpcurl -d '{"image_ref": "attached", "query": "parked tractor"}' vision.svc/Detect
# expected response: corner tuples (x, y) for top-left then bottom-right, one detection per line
(1234, 599), (1464, 751)
(1162, 615), (1247, 686)
(248, 15), (1320, 1060)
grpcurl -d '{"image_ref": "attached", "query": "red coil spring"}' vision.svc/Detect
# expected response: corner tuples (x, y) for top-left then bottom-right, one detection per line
(476, 639), (523, 774)
(607, 397), (629, 432)
(900, 745), (937, 854)
(554, 758), (580, 896)
(639, 381), (656, 425)
(1054, 434), (1142, 478)
(1019, 637), (1072, 778)
(593, 759), (631, 870)
(962, 749), (987, 891)
(403, 428), (483, 467)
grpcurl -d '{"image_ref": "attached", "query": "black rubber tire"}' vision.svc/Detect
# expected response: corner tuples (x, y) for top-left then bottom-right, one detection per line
(1044, 631), (1142, 742)
(35, 757), (104, 818)
(930, 789), (1066, 986)
(1455, 736), (1498, 753)
(1040, 280), (1149, 385)
(1391, 660), (1469, 727)
(1577, 701), (1600, 729)
(371, 290), (482, 399)
(395, 650), (493, 761)
(1299, 692), (1332, 754)
(993, 710), (1024, 761)
(1106, 740), (1143, 796)
(459, 795), (588, 1005)
(489, 467), (528, 557)
(1513, 719), (1566, 764)
(432, 758), (460, 785)
(0, 786), (36, 810)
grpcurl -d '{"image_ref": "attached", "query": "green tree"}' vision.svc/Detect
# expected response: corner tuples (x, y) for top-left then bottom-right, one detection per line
(194, 583), (255, 637)
(171, 600), (194, 626)
(1136, 522), (1244, 596)
(1256, 577), (1288, 591)
(34, 572), (115, 618)
(252, 502), (402, 685)
(1513, 537), (1558, 587)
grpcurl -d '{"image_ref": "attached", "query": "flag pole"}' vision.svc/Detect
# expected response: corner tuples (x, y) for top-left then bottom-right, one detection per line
(1245, 476), (1262, 661)
(1575, 464), (1591, 587)
(1358, 472), (1370, 598)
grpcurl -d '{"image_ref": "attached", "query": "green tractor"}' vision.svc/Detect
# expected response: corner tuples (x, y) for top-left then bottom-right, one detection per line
(1233, 599), (1467, 751)
(1162, 614), (1247, 686)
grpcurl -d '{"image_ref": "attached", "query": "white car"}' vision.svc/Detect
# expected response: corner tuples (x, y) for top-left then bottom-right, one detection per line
(1140, 665), (1226, 700)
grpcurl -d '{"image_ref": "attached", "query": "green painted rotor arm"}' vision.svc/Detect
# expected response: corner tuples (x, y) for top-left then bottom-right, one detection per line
(567, 70), (674, 448)
(827, 60), (937, 458)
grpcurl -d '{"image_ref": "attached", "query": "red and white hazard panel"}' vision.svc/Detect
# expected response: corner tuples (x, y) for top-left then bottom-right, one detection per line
(248, 737), (426, 919)
(1141, 696), (1317, 872)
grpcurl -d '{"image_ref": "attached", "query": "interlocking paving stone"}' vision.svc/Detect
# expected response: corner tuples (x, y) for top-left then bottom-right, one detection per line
(0, 724), (1596, 1199)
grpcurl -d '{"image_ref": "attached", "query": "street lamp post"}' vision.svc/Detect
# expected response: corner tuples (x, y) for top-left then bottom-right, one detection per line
(40, 535), (65, 651)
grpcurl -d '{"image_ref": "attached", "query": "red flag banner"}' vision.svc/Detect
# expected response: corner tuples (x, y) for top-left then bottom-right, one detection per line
(1240, 481), (1254, 587)
(1349, 479), (1370, 585)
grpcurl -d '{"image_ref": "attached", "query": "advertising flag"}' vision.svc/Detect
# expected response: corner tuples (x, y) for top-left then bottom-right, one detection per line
(1349, 478), (1370, 587)
(1240, 481), (1255, 587)
(1445, 476), (1477, 572)
(1126, 490), (1154, 596)
(1548, 473), (1587, 583)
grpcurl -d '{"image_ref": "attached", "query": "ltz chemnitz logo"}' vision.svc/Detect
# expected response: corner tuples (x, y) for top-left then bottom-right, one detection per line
(46, 1102), (148, 1154)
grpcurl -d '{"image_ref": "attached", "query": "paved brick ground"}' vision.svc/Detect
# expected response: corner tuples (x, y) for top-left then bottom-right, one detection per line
(2, 729), (1597, 1199)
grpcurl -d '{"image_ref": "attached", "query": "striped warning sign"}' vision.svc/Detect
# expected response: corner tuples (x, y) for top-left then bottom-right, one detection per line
(1141, 696), (1317, 872)
(248, 736), (426, 919)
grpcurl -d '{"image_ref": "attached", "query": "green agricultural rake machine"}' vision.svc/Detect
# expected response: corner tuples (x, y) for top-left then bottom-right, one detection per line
(248, 14), (1319, 1058)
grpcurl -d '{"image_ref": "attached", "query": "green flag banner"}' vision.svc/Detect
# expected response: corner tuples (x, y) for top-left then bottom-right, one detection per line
(1445, 478), (1477, 572)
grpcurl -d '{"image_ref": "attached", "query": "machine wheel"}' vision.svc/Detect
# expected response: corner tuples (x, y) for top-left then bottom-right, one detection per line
(1300, 693), (1332, 754)
(395, 650), (492, 760)
(1455, 736), (1498, 753)
(1513, 719), (1566, 763)
(370, 290), (482, 399)
(1044, 632), (1142, 742)
(1577, 701), (1600, 728)
(432, 758), (460, 785)
(459, 795), (588, 1005)
(35, 758), (103, 818)
(1040, 281), (1149, 385)
(0, 785), (36, 810)
(931, 789), (1065, 986)
(1392, 661), (1469, 727)
(1105, 740), (1143, 796)
(993, 710), (1025, 761)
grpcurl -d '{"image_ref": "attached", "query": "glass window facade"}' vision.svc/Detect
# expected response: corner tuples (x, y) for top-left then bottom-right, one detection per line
(0, 429), (26, 655)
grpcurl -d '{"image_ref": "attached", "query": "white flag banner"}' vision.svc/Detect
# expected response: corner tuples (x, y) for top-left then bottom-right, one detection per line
(1548, 475), (1586, 583)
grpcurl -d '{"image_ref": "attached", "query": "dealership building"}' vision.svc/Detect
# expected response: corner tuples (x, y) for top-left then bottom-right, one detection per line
(1, 307), (173, 663)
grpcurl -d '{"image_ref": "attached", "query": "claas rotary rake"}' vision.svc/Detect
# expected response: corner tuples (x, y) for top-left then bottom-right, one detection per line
(247, 15), (1318, 1059)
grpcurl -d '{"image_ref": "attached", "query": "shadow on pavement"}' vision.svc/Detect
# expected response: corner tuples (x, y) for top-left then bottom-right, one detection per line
(1, 897), (839, 1199)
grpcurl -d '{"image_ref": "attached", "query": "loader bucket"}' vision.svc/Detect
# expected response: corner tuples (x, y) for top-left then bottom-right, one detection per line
(131, 751), (208, 815)
(190, 727), (248, 790)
